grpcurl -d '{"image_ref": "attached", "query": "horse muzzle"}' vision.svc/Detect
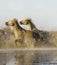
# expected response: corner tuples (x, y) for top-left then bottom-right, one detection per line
(5, 22), (8, 25)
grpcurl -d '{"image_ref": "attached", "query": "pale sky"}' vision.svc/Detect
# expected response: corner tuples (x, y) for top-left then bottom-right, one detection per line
(0, 0), (57, 30)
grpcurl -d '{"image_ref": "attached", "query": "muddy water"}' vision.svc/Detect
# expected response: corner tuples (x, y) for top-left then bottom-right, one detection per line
(0, 50), (57, 65)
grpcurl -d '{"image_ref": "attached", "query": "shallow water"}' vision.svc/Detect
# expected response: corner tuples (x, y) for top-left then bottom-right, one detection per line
(0, 49), (57, 65)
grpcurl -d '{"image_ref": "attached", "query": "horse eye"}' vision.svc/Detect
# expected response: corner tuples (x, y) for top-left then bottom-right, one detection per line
(26, 20), (30, 24)
(26, 22), (29, 25)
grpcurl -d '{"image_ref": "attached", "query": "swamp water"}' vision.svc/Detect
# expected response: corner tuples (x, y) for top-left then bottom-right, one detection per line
(0, 49), (57, 65)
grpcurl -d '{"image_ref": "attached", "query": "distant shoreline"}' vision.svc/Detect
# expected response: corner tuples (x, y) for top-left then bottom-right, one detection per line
(0, 48), (57, 53)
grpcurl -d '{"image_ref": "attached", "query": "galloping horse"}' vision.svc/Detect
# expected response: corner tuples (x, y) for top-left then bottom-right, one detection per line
(20, 18), (43, 40)
(20, 18), (57, 47)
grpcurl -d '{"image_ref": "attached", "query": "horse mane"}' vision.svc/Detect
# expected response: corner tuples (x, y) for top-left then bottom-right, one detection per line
(15, 19), (26, 31)
(28, 19), (38, 30)
(27, 18), (38, 30)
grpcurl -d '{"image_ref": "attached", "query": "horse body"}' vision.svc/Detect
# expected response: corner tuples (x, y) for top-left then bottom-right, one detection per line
(20, 18), (57, 47)
(20, 18), (50, 43)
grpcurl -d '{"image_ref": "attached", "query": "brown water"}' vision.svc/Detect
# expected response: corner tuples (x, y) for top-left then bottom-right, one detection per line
(0, 49), (57, 65)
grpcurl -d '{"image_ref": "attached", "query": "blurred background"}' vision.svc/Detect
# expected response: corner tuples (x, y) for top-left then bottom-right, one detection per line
(0, 0), (57, 31)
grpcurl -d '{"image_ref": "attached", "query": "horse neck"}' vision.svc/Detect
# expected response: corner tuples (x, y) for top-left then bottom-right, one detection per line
(13, 24), (22, 35)
(28, 21), (37, 30)
(26, 23), (32, 30)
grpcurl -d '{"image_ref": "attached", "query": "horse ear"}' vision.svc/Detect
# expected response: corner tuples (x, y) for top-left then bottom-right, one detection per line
(13, 19), (17, 21)
(27, 17), (31, 21)
(26, 18), (31, 22)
